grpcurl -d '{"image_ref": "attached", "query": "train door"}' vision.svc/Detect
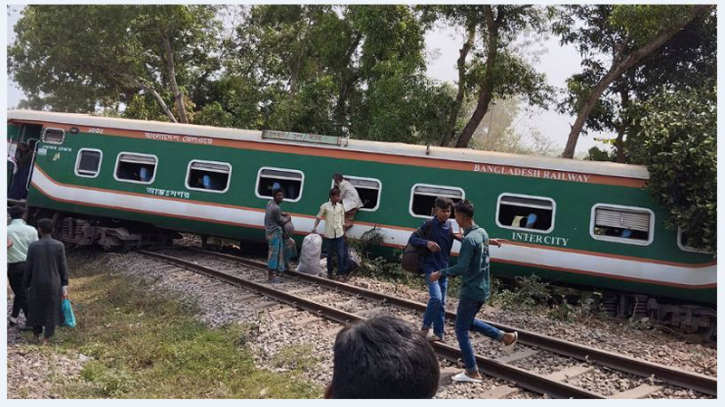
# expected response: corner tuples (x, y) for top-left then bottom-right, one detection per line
(8, 123), (42, 201)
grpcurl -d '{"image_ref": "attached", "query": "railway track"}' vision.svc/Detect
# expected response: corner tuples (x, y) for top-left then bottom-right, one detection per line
(138, 247), (716, 399)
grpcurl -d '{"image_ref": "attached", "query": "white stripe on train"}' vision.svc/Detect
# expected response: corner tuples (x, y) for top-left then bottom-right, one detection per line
(31, 168), (715, 288)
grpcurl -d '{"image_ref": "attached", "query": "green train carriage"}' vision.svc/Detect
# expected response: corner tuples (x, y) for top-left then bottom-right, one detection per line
(6, 110), (716, 336)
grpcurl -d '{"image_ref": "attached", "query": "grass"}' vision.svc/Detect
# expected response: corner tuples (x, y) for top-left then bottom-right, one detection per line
(25, 254), (321, 399)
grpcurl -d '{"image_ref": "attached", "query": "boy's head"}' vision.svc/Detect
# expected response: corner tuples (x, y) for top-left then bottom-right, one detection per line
(272, 188), (284, 204)
(454, 199), (474, 226)
(434, 197), (453, 222)
(8, 206), (24, 220)
(329, 187), (341, 204)
(326, 314), (440, 399)
(37, 218), (53, 236)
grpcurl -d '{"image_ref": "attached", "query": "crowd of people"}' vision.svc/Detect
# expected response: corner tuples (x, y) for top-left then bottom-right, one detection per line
(7, 206), (69, 344)
(7, 172), (515, 397)
(267, 173), (519, 395)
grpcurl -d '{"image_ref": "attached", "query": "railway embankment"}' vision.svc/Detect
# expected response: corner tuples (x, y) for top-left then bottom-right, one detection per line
(7, 247), (716, 399)
(6, 251), (320, 399)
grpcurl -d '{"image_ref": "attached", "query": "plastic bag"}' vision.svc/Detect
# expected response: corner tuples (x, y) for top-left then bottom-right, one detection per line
(297, 234), (325, 275)
(348, 247), (361, 269)
(61, 298), (76, 328)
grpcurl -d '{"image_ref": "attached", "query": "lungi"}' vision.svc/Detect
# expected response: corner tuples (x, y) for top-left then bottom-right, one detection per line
(266, 229), (297, 273)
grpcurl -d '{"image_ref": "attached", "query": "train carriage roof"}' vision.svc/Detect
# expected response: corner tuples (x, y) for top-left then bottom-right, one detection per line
(8, 109), (649, 180)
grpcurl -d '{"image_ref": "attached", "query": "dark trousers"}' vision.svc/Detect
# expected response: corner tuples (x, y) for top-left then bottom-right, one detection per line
(325, 237), (349, 276)
(32, 325), (56, 339)
(7, 262), (28, 319)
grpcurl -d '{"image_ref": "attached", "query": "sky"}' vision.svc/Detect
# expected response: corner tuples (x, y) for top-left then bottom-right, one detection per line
(5, 4), (608, 157)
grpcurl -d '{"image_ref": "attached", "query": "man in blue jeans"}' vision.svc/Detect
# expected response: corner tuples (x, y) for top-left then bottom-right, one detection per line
(312, 188), (349, 281)
(408, 197), (461, 342)
(430, 199), (518, 383)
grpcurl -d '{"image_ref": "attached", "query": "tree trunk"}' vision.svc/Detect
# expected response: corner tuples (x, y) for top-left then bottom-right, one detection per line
(561, 4), (712, 158)
(141, 83), (178, 123)
(615, 88), (629, 163)
(289, 17), (312, 99)
(455, 6), (498, 149)
(335, 32), (363, 133)
(440, 19), (476, 147)
(160, 30), (189, 124)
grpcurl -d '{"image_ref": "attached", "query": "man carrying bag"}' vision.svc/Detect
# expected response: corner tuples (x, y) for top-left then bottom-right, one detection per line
(404, 197), (461, 342)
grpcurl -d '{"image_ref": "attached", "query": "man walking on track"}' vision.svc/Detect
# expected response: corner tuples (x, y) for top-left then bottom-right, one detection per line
(7, 205), (38, 329)
(333, 173), (363, 233)
(408, 197), (461, 342)
(312, 188), (349, 281)
(23, 218), (68, 343)
(264, 188), (297, 283)
(430, 199), (518, 383)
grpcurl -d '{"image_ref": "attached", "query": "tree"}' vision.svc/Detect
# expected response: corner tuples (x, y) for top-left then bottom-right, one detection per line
(628, 84), (716, 254)
(8, 5), (221, 122)
(443, 6), (552, 148)
(554, 4), (714, 158)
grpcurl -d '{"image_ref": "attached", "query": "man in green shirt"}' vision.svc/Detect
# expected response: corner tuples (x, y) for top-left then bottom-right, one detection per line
(430, 200), (518, 383)
(7, 206), (38, 328)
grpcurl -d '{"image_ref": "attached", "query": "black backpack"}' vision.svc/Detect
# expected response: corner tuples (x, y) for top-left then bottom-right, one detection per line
(401, 220), (432, 274)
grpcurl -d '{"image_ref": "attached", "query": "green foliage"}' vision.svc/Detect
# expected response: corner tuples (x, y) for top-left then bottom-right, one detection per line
(628, 85), (716, 254)
(9, 5), (221, 117)
(552, 5), (715, 157)
(609, 5), (694, 47)
(584, 146), (615, 162)
(491, 274), (551, 309)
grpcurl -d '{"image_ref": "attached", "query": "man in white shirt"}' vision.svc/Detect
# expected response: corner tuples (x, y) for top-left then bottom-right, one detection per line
(333, 173), (363, 233)
(7, 206), (38, 328)
(312, 188), (350, 280)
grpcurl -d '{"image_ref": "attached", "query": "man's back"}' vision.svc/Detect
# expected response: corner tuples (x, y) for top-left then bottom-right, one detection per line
(7, 219), (38, 263)
(457, 226), (491, 302)
(26, 238), (67, 289)
(339, 180), (362, 210)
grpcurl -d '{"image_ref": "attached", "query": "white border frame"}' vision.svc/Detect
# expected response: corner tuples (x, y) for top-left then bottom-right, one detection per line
(41, 127), (65, 145)
(330, 175), (382, 212)
(254, 166), (304, 203)
(74, 148), (103, 179)
(185, 159), (233, 194)
(589, 203), (655, 246)
(676, 227), (712, 254)
(409, 183), (465, 219)
(495, 192), (556, 234)
(113, 152), (158, 185)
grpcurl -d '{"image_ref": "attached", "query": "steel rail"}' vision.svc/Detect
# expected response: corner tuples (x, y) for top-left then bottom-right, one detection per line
(187, 247), (717, 397)
(139, 249), (603, 399)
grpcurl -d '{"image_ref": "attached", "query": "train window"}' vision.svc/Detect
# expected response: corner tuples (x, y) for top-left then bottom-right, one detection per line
(496, 194), (555, 233)
(256, 167), (304, 202)
(410, 184), (464, 219)
(114, 153), (157, 184)
(330, 176), (382, 211)
(677, 227), (711, 254)
(42, 128), (65, 145)
(75, 149), (103, 178)
(590, 204), (654, 246)
(186, 160), (232, 193)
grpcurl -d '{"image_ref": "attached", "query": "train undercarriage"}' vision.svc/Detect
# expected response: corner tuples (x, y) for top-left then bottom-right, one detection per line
(10, 201), (716, 341)
(601, 291), (717, 341)
(21, 205), (180, 253)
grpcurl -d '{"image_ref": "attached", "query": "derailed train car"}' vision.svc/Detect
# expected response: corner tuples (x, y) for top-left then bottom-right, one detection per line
(6, 110), (716, 337)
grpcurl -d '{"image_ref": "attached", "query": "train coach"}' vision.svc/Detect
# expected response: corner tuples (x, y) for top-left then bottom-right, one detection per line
(6, 110), (716, 337)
